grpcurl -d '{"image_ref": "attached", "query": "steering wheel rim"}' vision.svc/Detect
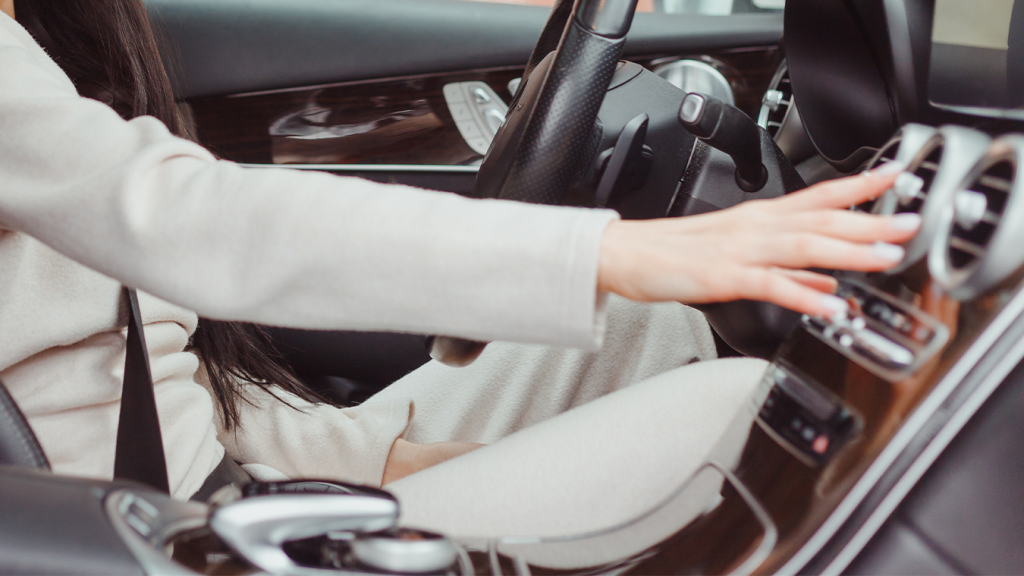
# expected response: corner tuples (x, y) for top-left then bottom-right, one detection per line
(475, 0), (640, 205)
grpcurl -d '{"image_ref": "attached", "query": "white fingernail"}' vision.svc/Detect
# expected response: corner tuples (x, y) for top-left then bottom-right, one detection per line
(867, 160), (907, 176)
(872, 241), (906, 262)
(820, 294), (850, 316)
(890, 213), (922, 231)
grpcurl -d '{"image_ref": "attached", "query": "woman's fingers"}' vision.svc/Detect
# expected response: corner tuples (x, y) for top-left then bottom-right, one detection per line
(772, 163), (904, 212)
(753, 233), (906, 272)
(789, 210), (922, 243)
(775, 269), (839, 293)
(737, 269), (849, 317)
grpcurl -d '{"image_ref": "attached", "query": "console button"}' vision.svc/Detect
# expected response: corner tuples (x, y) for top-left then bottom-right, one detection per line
(801, 279), (949, 382)
(757, 365), (859, 466)
(472, 87), (492, 104)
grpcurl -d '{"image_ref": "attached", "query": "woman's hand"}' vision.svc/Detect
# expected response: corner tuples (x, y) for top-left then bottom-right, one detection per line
(597, 164), (919, 317)
(382, 438), (484, 485)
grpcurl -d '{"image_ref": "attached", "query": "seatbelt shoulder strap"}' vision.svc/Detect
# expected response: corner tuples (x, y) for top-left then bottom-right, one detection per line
(113, 287), (170, 493)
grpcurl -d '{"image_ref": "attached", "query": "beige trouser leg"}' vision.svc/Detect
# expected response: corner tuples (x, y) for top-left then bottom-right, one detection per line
(361, 296), (768, 567)
(363, 295), (718, 444)
(387, 356), (769, 568)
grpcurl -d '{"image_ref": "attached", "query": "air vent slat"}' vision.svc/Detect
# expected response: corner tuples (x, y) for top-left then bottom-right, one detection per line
(978, 174), (1012, 192)
(949, 236), (987, 258)
(942, 157), (1014, 279)
(981, 211), (1001, 225)
(758, 61), (793, 138)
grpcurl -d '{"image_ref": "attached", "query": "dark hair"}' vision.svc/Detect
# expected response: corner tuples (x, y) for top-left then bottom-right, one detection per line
(13, 0), (326, 428)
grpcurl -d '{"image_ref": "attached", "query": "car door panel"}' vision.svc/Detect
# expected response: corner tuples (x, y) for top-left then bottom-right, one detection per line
(183, 50), (782, 171)
(145, 0), (783, 100)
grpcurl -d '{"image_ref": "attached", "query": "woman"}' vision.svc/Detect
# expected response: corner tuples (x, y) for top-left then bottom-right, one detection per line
(0, 0), (916, 560)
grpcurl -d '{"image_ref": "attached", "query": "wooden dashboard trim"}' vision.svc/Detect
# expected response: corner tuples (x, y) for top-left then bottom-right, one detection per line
(186, 47), (781, 167)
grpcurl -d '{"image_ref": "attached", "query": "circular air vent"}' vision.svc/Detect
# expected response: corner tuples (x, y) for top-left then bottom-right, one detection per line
(931, 136), (1023, 300)
(866, 124), (937, 173)
(857, 124), (937, 214)
(875, 126), (991, 274)
(757, 61), (792, 138)
(653, 59), (735, 105)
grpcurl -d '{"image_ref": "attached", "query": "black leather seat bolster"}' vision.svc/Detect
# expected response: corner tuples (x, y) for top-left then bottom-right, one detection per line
(0, 378), (50, 470)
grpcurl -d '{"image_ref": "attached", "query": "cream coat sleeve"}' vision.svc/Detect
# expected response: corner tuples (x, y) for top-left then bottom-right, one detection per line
(0, 16), (617, 351)
(214, 383), (414, 488)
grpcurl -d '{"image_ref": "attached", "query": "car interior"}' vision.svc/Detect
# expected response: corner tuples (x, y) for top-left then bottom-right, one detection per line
(3, 0), (1024, 574)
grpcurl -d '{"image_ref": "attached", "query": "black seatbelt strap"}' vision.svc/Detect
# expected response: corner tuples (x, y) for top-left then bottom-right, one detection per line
(113, 287), (170, 493)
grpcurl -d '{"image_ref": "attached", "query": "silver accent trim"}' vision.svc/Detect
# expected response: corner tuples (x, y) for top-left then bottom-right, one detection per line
(883, 126), (992, 274)
(822, 317), (1024, 575)
(105, 490), (210, 576)
(777, 281), (1024, 575)
(864, 124), (936, 171)
(507, 77), (523, 98)
(653, 59), (735, 106)
(930, 135), (1023, 300)
(444, 81), (509, 155)
(892, 172), (924, 202)
(350, 532), (460, 574)
(860, 124), (935, 214)
(954, 189), (989, 229)
(716, 462), (779, 576)
(757, 61), (790, 134)
(239, 163), (480, 173)
(209, 493), (398, 575)
(801, 280), (949, 383)
(490, 461), (776, 576)
(763, 89), (785, 113)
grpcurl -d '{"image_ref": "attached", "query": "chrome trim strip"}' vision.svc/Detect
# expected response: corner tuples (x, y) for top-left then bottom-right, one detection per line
(489, 461), (776, 576)
(106, 490), (210, 576)
(240, 163), (480, 173)
(777, 283), (1024, 575)
(715, 461), (778, 576)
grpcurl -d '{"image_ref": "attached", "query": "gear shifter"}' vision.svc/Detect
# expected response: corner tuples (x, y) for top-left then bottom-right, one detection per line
(678, 93), (769, 192)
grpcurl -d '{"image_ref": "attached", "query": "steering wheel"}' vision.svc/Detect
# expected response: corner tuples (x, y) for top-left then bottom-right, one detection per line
(475, 0), (640, 204)
(428, 0), (640, 367)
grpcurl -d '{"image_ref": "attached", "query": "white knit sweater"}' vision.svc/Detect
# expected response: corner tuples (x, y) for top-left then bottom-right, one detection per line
(0, 13), (617, 498)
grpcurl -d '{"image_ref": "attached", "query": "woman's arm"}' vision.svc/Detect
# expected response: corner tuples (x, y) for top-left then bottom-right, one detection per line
(0, 20), (614, 350)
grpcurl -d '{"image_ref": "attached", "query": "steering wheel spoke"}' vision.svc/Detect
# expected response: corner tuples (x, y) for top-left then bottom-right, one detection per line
(475, 0), (639, 205)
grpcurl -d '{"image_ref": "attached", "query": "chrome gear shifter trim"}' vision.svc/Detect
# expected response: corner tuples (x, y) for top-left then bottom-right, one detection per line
(209, 493), (398, 575)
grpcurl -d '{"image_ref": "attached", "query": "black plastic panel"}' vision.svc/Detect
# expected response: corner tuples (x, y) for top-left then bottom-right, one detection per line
(847, 520), (959, 575)
(144, 0), (783, 99)
(267, 328), (430, 386)
(784, 0), (897, 168)
(0, 467), (144, 576)
(0, 379), (48, 470)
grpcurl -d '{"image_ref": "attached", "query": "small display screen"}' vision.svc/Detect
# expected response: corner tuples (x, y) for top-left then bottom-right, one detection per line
(929, 0), (1024, 118)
